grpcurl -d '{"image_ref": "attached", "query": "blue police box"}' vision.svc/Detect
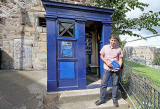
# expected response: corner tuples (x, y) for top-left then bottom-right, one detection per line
(42, 0), (114, 92)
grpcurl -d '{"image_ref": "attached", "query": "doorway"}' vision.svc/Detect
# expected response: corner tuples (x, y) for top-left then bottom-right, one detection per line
(85, 21), (102, 87)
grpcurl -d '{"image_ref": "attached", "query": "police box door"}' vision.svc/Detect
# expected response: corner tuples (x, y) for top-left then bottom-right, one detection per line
(56, 19), (86, 91)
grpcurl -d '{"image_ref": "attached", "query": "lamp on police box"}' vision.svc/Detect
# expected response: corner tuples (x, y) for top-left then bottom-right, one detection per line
(111, 60), (120, 70)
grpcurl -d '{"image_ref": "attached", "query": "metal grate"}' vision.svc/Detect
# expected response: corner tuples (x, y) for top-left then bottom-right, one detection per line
(120, 63), (160, 109)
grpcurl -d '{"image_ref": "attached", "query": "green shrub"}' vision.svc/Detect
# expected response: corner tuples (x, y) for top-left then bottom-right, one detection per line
(153, 54), (160, 65)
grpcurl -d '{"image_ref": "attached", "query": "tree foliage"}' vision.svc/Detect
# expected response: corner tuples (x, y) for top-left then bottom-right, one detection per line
(153, 53), (160, 65)
(93, 0), (160, 37)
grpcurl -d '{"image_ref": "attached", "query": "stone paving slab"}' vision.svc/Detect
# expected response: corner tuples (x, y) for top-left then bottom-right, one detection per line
(0, 70), (47, 109)
(0, 70), (131, 109)
(57, 98), (129, 109)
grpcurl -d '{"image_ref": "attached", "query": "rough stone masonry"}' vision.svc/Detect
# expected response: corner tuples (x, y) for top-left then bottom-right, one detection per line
(0, 0), (94, 70)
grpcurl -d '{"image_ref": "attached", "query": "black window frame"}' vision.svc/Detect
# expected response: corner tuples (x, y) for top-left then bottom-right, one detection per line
(58, 21), (75, 38)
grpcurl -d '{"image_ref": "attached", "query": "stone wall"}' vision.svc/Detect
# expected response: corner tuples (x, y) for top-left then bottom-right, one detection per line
(0, 1), (46, 70)
(0, 0), (93, 70)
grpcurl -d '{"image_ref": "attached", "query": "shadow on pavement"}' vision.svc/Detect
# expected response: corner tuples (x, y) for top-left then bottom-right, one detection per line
(0, 70), (47, 109)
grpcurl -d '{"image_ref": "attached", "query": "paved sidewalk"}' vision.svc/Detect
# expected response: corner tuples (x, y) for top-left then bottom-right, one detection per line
(0, 70), (47, 109)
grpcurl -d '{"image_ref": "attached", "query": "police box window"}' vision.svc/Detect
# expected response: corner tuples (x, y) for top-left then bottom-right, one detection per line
(58, 21), (75, 37)
(38, 17), (46, 27)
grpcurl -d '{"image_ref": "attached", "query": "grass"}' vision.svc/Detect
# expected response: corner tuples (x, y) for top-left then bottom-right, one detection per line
(121, 60), (160, 108)
(124, 60), (160, 85)
(125, 95), (141, 109)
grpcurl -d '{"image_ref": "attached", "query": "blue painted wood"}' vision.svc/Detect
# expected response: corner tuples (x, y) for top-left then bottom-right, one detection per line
(58, 80), (77, 88)
(58, 61), (77, 88)
(57, 58), (78, 61)
(42, 0), (114, 23)
(45, 9), (111, 23)
(60, 62), (75, 79)
(55, 18), (79, 89)
(100, 41), (103, 77)
(42, 0), (114, 91)
(56, 19), (87, 90)
(42, 0), (114, 14)
(46, 19), (57, 92)
(102, 23), (111, 45)
(75, 21), (86, 89)
(57, 37), (77, 41)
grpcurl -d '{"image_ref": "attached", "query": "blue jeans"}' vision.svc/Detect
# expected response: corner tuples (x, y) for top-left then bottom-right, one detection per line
(99, 69), (119, 101)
